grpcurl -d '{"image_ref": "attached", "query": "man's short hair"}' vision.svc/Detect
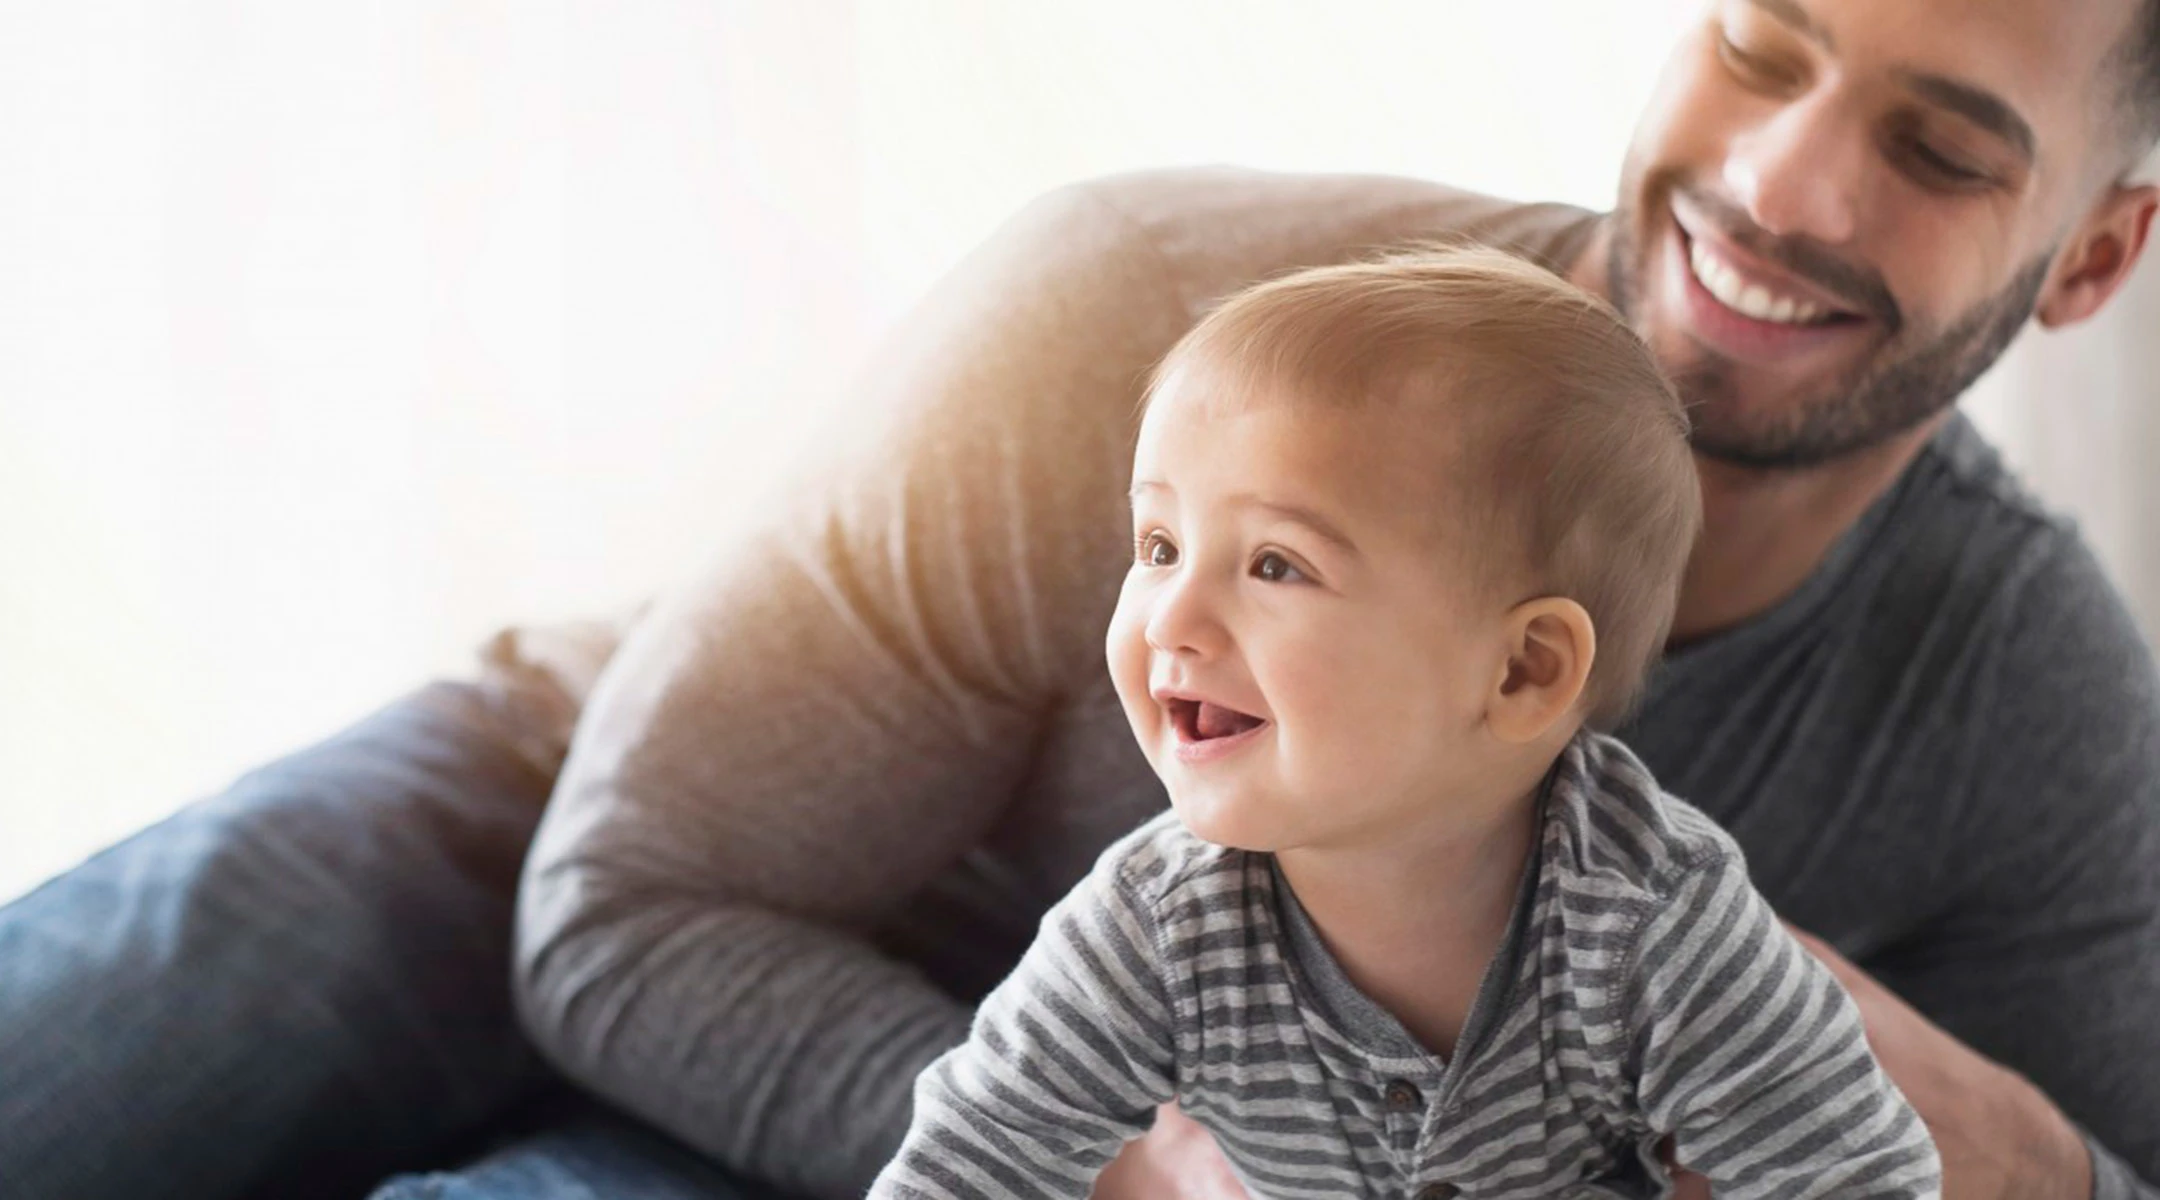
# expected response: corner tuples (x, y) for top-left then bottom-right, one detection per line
(1150, 245), (1703, 729)
(2112, 0), (2160, 153)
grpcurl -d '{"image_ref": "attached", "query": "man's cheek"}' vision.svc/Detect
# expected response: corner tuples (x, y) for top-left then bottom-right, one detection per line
(1628, 27), (1730, 182)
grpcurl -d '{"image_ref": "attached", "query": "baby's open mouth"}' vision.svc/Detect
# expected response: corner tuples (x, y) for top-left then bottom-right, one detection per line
(1166, 698), (1266, 743)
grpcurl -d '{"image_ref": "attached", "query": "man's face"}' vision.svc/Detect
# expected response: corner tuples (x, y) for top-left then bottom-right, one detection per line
(1608, 0), (2139, 468)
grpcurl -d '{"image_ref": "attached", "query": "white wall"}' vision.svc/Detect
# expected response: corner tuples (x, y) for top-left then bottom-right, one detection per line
(3, 1), (2153, 901)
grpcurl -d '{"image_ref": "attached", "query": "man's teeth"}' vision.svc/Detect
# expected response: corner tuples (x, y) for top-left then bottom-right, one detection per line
(1689, 239), (1831, 326)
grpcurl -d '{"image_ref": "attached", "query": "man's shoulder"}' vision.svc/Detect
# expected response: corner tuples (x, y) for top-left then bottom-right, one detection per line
(1062, 166), (1580, 249)
(1772, 416), (2160, 891)
(1018, 168), (1596, 306)
(1882, 417), (2148, 699)
(1904, 415), (2074, 552)
(1900, 422), (2160, 808)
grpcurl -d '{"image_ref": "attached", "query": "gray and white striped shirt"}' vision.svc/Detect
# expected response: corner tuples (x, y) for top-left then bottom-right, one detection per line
(872, 732), (1941, 1199)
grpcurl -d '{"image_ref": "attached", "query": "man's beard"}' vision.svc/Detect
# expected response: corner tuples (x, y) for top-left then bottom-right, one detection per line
(1605, 186), (2053, 471)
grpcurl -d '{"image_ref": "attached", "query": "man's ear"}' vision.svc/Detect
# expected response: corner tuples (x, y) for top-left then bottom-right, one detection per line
(2036, 181), (2159, 329)
(1487, 597), (1596, 746)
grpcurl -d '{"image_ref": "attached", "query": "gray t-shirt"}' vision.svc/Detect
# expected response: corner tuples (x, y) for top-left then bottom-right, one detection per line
(514, 168), (2160, 1200)
(876, 733), (1940, 1199)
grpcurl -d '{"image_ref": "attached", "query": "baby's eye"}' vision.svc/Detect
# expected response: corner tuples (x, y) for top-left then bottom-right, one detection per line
(1136, 531), (1179, 567)
(1251, 551), (1306, 584)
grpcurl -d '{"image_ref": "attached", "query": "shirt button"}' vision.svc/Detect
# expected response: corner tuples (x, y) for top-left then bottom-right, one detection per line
(1414, 1185), (1460, 1200)
(1383, 1079), (1423, 1112)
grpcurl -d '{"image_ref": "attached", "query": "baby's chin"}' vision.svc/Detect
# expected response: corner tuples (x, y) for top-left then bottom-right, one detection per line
(1167, 787), (1300, 853)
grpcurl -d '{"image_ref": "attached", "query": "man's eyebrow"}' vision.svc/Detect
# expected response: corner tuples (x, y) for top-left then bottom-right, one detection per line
(1740, 0), (2036, 166)
(1746, 0), (1833, 50)
(1895, 70), (2037, 164)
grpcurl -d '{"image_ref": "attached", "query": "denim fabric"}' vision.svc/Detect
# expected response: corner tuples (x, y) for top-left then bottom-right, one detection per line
(0, 683), (560, 1199)
(371, 1096), (788, 1200)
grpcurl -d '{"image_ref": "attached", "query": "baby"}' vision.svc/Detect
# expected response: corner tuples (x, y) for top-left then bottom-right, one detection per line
(870, 248), (1940, 1199)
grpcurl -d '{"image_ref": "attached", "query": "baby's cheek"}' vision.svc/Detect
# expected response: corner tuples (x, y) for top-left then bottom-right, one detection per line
(1270, 660), (1390, 778)
(1103, 608), (1154, 728)
(1280, 637), (1395, 718)
(1308, 655), (1452, 765)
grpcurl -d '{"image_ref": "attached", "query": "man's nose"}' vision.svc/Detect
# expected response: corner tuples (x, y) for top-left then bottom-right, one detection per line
(1722, 95), (1863, 247)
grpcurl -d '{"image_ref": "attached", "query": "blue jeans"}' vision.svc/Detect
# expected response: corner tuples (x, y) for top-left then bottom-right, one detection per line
(370, 1094), (772, 1200)
(0, 682), (781, 1200)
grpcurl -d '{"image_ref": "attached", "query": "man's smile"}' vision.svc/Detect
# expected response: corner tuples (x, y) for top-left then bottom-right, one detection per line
(1666, 208), (1878, 365)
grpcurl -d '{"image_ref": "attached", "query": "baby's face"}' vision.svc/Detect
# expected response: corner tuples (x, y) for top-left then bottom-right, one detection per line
(1107, 373), (1519, 854)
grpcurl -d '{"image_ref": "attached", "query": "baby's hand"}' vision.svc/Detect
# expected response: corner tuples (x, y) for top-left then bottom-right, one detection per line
(1092, 1103), (1250, 1200)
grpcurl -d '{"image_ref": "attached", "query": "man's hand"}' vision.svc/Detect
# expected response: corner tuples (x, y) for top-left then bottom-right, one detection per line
(1786, 926), (2093, 1200)
(1661, 1138), (1712, 1198)
(1092, 1103), (1251, 1200)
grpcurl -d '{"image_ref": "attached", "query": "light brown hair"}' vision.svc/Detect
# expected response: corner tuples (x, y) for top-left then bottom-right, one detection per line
(1148, 244), (1701, 728)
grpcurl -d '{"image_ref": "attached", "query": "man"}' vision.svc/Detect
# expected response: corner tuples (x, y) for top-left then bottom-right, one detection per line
(2, 1), (2155, 1198)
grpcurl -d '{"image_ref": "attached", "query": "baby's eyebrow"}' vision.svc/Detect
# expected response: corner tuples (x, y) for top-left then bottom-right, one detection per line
(1128, 481), (1361, 557)
(1231, 495), (1362, 558)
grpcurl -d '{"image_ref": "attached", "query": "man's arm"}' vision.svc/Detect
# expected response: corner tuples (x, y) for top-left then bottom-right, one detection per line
(1789, 929), (2108, 1200)
(512, 182), (1194, 1200)
(873, 845), (1177, 1199)
(1630, 837), (1942, 1198)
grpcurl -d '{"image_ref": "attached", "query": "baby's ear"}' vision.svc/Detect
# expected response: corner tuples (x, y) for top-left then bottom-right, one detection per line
(1487, 597), (1596, 745)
